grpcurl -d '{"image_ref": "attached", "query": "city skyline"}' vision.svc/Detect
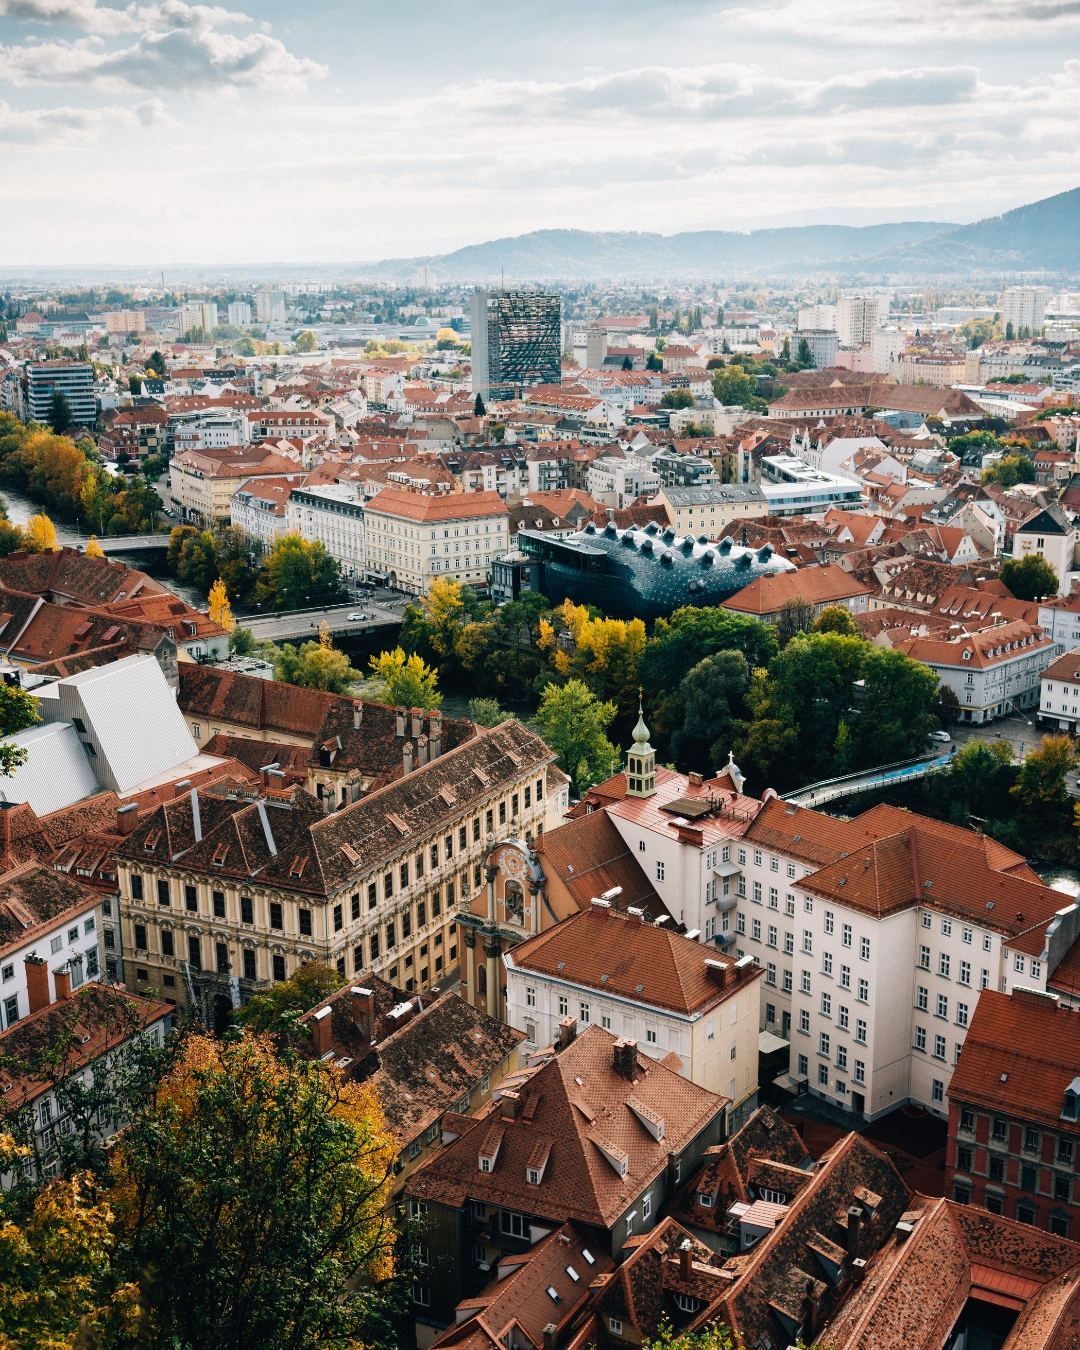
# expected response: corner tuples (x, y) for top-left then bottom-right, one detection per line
(1, 0), (1079, 265)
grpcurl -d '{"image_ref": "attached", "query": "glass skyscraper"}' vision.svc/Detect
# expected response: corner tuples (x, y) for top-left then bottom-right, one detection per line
(470, 289), (561, 400)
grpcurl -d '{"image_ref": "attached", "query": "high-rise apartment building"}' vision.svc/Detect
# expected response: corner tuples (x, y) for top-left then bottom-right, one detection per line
(585, 323), (608, 369)
(104, 310), (146, 334)
(255, 290), (286, 325)
(228, 301), (252, 327)
(797, 304), (837, 331)
(1001, 286), (1053, 333)
(470, 289), (561, 399)
(837, 296), (880, 347)
(410, 265), (437, 290)
(21, 360), (95, 426)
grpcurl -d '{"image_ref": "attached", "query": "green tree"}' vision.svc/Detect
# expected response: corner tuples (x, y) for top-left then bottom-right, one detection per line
(473, 393), (486, 417)
(235, 964), (344, 1034)
(931, 684), (960, 728)
(111, 1031), (398, 1350)
(468, 697), (512, 727)
(293, 330), (317, 353)
(776, 595), (816, 646)
(981, 454), (1036, 489)
(671, 650), (749, 770)
(0, 681), (39, 777)
(367, 646), (441, 708)
(1012, 735), (1076, 810)
(229, 624), (256, 656)
(235, 335), (256, 357)
(622, 354), (633, 370)
(533, 678), (619, 795)
(712, 364), (762, 409)
(795, 337), (814, 369)
(854, 644), (939, 766)
(1001, 553), (1059, 601)
(812, 604), (858, 636)
(145, 349), (166, 377)
(128, 374), (143, 396)
(660, 389), (695, 410)
(49, 391), (73, 433)
(274, 639), (362, 694)
(255, 533), (344, 610)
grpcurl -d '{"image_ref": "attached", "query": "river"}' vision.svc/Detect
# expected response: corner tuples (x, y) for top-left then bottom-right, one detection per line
(0, 483), (206, 609)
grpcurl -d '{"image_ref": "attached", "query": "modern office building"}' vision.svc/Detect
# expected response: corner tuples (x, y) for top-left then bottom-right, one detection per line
(470, 289), (561, 399)
(21, 360), (95, 426)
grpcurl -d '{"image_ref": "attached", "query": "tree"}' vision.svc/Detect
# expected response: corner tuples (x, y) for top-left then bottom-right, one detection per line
(712, 364), (761, 409)
(1001, 553), (1059, 601)
(293, 330), (317, 353)
(207, 577), (235, 632)
(0, 681), (39, 777)
(24, 513), (57, 552)
(622, 355), (633, 370)
(469, 697), (512, 727)
(671, 651), (749, 770)
(110, 1032), (398, 1350)
(796, 337), (814, 368)
(275, 639), (362, 695)
(776, 595), (815, 645)
(552, 601), (647, 714)
(854, 644), (939, 766)
(128, 374), (143, 396)
(640, 1317), (735, 1350)
(1012, 735), (1077, 810)
(84, 535), (105, 558)
(931, 684), (960, 728)
(229, 625), (256, 656)
(235, 964), (344, 1034)
(145, 349), (166, 377)
(811, 604), (858, 636)
(367, 646), (441, 708)
(660, 389), (695, 410)
(254, 533), (344, 610)
(49, 391), (73, 433)
(781, 335), (791, 361)
(435, 328), (459, 350)
(473, 393), (486, 417)
(981, 454), (1035, 489)
(533, 678), (619, 795)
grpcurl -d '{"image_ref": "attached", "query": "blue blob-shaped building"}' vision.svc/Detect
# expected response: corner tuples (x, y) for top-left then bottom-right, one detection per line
(516, 520), (797, 621)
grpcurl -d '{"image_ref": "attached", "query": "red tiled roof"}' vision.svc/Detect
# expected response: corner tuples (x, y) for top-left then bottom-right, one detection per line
(365, 488), (507, 522)
(722, 564), (870, 617)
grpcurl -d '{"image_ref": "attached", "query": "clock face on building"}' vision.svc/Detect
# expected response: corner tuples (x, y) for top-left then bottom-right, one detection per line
(498, 847), (526, 880)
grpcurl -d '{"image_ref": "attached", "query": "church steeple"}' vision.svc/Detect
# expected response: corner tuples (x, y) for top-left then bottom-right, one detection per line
(626, 691), (656, 797)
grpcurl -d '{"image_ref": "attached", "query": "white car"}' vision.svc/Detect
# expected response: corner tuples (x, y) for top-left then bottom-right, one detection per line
(347, 612), (368, 622)
(930, 729), (952, 743)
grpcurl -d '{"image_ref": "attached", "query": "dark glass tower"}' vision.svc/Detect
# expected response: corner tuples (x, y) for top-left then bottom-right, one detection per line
(470, 289), (561, 399)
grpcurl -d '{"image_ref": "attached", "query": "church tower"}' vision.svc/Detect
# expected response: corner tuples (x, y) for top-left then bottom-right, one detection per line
(626, 694), (656, 797)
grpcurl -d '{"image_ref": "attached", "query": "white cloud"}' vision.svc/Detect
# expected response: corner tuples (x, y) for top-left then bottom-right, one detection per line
(0, 25), (327, 90)
(0, 94), (167, 143)
(0, 0), (251, 34)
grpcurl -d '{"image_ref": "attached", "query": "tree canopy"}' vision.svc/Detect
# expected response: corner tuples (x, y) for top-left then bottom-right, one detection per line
(367, 646), (441, 708)
(1000, 553), (1059, 601)
(533, 679), (619, 795)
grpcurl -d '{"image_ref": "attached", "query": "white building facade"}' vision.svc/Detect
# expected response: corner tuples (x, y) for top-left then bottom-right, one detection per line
(285, 485), (366, 581)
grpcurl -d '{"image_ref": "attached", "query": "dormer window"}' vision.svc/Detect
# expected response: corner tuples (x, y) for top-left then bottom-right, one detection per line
(1063, 1078), (1080, 1121)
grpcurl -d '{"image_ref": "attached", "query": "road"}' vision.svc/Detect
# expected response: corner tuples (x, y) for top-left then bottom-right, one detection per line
(238, 591), (409, 644)
(949, 714), (1080, 800)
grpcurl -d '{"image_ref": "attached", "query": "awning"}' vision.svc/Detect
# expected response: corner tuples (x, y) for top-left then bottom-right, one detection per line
(714, 860), (743, 877)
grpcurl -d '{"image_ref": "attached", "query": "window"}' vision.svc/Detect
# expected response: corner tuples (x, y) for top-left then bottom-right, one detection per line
(916, 1026), (926, 1052)
(1056, 1176), (1072, 1203)
(962, 926), (972, 944)
(752, 918), (761, 942)
(1025, 1127), (1040, 1152)
(161, 929), (173, 956)
(799, 1010), (810, 1034)
(784, 932), (794, 955)
(917, 985), (929, 1012)
(934, 1034), (946, 1060)
(272, 954), (286, 982)
(766, 962), (776, 986)
(842, 922), (852, 948)
(957, 1002), (969, 1027)
(822, 951), (833, 977)
(937, 993), (948, 1019)
(858, 978), (868, 1003)
(840, 964), (851, 989)
(932, 1079), (944, 1104)
(188, 935), (201, 969)
(1060, 1139), (1074, 1164)
(769, 887), (778, 909)
(798, 1053), (808, 1076)
(244, 949), (256, 980)
(656, 861), (665, 882)
(804, 897), (813, 913)
(802, 930), (812, 954)
(642, 1193), (652, 1220)
(333, 904), (343, 932)
(737, 913), (745, 936)
(609, 1320), (623, 1336)
(992, 1117), (1007, 1142)
(298, 909), (312, 937)
(134, 924), (147, 950)
(767, 925), (777, 948)
(185, 885), (197, 912)
(753, 882), (762, 904)
(819, 1032), (830, 1057)
(959, 960), (971, 986)
(854, 1059), (865, 1085)
(526, 987), (536, 1007)
(269, 902), (283, 931)
(983, 933), (992, 952)
(131, 874), (143, 901)
(860, 936), (870, 960)
(919, 945), (930, 969)
(580, 1003), (590, 1024)
(836, 1045), (847, 1070)
(783, 970), (793, 993)
(821, 992), (832, 1017)
(818, 1063), (830, 1087)
(157, 879), (169, 907)
(939, 953), (950, 978)
(801, 970), (811, 994)
(647, 1029), (658, 1045)
(824, 910), (834, 935)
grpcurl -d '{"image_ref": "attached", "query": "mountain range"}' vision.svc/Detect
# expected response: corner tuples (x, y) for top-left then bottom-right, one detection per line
(360, 187), (1080, 281)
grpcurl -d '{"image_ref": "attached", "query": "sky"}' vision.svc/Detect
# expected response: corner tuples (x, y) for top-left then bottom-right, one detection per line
(1, 0), (1079, 266)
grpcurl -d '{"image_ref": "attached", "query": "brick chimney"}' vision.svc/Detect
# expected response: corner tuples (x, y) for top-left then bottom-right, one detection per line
(353, 701), (363, 730)
(613, 1037), (638, 1079)
(846, 1205), (863, 1259)
(501, 1090), (522, 1121)
(403, 741), (414, 774)
(259, 762), (281, 790)
(395, 709), (406, 737)
(542, 1325), (557, 1350)
(53, 965), (72, 1002)
(428, 711), (442, 759)
(410, 707), (423, 738)
(679, 1237), (693, 1283)
(116, 802), (139, 835)
(558, 1015), (577, 1050)
(417, 733), (429, 768)
(311, 1005), (333, 1057)
(25, 955), (49, 1013)
(351, 986), (375, 1041)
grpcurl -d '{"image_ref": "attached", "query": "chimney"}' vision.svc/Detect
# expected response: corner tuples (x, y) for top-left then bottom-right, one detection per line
(613, 1037), (638, 1079)
(25, 955), (49, 1013)
(53, 964), (72, 1002)
(351, 986), (375, 1040)
(353, 701), (362, 730)
(606, 506), (615, 521)
(800, 1281), (816, 1341)
(501, 1090), (522, 1121)
(411, 706), (423, 738)
(428, 711), (442, 759)
(116, 802), (139, 835)
(259, 762), (280, 791)
(395, 709), (406, 737)
(417, 733), (429, 767)
(0, 803), (12, 868)
(558, 1015), (577, 1050)
(311, 1005), (333, 1057)
(688, 771), (703, 787)
(846, 1205), (863, 1260)
(679, 1237), (692, 1283)
(403, 741), (414, 774)
(542, 1325), (557, 1350)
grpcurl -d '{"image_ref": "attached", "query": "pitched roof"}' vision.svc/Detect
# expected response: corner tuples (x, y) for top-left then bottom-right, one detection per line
(365, 488), (507, 521)
(1040, 647), (1080, 683)
(406, 1025), (726, 1229)
(507, 906), (758, 1017)
(535, 809), (668, 918)
(0, 861), (101, 964)
(722, 563), (870, 616)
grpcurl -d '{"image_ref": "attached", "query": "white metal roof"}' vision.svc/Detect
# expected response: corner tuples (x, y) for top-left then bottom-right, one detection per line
(0, 722), (102, 814)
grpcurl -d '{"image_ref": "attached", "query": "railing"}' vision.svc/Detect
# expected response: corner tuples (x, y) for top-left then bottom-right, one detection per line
(782, 750), (954, 808)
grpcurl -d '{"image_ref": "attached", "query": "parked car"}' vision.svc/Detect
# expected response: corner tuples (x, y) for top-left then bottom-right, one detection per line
(930, 729), (952, 743)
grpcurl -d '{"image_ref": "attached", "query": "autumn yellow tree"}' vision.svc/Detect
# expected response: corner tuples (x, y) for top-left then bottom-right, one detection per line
(84, 535), (105, 558)
(420, 575), (467, 659)
(207, 577), (235, 632)
(110, 1033), (397, 1350)
(24, 514), (57, 552)
(551, 600), (646, 712)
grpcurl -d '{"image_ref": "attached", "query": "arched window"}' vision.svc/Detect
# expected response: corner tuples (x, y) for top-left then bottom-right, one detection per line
(478, 965), (487, 995)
